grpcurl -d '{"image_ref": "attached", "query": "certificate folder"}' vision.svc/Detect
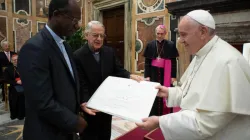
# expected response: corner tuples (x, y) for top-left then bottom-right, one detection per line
(87, 76), (160, 123)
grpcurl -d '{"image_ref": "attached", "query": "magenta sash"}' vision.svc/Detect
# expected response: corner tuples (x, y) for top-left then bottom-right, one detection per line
(152, 58), (181, 114)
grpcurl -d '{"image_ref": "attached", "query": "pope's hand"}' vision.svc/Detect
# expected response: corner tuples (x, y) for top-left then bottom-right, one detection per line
(80, 102), (99, 115)
(135, 116), (159, 131)
(155, 85), (169, 98)
(130, 74), (144, 82)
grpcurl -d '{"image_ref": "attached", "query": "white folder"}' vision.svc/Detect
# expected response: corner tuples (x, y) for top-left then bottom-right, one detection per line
(87, 76), (160, 123)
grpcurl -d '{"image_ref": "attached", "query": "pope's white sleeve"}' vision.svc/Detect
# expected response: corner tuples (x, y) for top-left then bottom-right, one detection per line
(166, 87), (183, 107)
(159, 110), (237, 140)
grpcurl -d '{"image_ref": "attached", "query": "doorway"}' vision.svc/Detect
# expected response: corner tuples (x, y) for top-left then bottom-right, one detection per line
(103, 6), (125, 66)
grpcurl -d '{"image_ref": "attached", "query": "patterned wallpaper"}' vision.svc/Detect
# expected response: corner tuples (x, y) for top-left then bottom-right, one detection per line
(0, 0), (84, 52)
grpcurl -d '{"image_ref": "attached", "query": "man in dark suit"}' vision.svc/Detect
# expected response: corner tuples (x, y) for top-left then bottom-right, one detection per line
(0, 41), (16, 101)
(74, 21), (144, 140)
(17, 0), (87, 140)
(143, 25), (179, 116)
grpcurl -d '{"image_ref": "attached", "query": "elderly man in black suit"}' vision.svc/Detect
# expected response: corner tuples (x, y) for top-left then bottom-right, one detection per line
(17, 0), (87, 140)
(0, 41), (16, 101)
(74, 21), (144, 140)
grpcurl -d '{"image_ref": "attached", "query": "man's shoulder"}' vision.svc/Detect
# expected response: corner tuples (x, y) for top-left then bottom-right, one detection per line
(214, 38), (244, 64)
(146, 40), (155, 46)
(74, 43), (89, 56)
(102, 45), (114, 52)
(165, 40), (174, 45)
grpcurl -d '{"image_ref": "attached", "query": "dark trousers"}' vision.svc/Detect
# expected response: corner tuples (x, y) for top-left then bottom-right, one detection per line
(80, 112), (112, 140)
(8, 88), (25, 120)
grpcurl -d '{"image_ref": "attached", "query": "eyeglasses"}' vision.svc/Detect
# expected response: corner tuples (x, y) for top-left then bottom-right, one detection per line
(90, 33), (106, 39)
(62, 13), (80, 25)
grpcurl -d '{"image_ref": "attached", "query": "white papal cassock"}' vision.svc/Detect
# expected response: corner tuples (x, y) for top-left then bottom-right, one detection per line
(159, 35), (250, 140)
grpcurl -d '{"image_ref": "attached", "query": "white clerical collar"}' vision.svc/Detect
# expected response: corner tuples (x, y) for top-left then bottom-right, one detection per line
(196, 35), (219, 57)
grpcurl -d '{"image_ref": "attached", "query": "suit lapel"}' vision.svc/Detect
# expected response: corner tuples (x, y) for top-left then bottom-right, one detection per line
(41, 28), (76, 84)
(64, 42), (79, 90)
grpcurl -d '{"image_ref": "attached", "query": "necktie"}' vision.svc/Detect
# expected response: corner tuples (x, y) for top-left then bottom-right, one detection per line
(7, 52), (10, 62)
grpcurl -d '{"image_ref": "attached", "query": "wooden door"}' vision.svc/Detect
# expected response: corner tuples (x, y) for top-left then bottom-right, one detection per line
(103, 6), (125, 66)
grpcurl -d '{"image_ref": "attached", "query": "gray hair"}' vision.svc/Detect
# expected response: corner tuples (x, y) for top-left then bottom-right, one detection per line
(1, 41), (8, 47)
(84, 21), (105, 34)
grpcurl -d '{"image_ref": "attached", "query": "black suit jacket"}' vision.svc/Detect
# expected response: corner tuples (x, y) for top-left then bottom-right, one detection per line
(18, 27), (81, 140)
(0, 51), (16, 78)
(74, 44), (130, 104)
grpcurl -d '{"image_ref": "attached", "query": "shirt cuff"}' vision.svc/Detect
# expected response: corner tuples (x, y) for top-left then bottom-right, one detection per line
(167, 87), (178, 107)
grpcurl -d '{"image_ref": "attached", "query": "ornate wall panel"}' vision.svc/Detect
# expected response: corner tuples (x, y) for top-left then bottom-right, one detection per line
(13, 18), (32, 52)
(37, 21), (46, 32)
(36, 0), (49, 17)
(137, 0), (165, 15)
(0, 0), (6, 11)
(135, 16), (164, 72)
(77, 0), (83, 25)
(0, 16), (7, 45)
(13, 0), (31, 16)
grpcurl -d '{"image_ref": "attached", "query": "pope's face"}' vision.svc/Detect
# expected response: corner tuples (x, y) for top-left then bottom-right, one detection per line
(178, 16), (204, 55)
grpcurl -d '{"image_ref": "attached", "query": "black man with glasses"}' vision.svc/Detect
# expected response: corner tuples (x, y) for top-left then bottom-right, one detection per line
(17, 0), (87, 140)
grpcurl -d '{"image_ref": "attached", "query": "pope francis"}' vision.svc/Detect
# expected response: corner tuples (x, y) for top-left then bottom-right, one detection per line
(136, 10), (250, 140)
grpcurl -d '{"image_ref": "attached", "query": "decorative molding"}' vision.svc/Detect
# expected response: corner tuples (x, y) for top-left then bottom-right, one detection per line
(0, 0), (7, 11)
(16, 10), (29, 16)
(135, 31), (144, 73)
(0, 15), (7, 45)
(37, 21), (46, 32)
(13, 0), (32, 16)
(45, 0), (51, 8)
(93, 0), (127, 10)
(137, 0), (165, 15)
(13, 18), (32, 52)
(140, 17), (158, 26)
(136, 39), (143, 53)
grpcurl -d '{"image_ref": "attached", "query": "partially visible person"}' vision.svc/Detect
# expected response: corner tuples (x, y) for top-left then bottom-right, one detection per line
(143, 25), (179, 116)
(0, 41), (16, 101)
(74, 21), (144, 140)
(4, 54), (25, 120)
(137, 10), (250, 140)
(17, 0), (87, 140)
